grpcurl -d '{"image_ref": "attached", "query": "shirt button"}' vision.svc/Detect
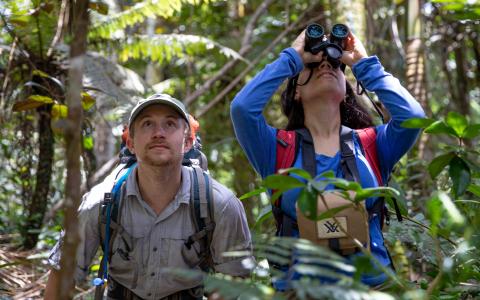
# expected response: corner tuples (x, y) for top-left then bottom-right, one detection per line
(153, 247), (157, 252)
(151, 272), (155, 277)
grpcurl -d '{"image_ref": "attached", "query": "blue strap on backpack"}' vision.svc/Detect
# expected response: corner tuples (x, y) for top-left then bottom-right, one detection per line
(93, 163), (136, 288)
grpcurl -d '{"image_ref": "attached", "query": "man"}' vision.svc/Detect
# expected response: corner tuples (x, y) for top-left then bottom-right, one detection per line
(45, 93), (253, 299)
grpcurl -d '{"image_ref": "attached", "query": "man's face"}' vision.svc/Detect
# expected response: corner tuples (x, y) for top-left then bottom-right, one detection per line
(127, 104), (192, 167)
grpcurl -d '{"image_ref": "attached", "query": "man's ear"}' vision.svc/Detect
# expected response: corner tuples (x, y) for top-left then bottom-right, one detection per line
(126, 133), (135, 154)
(183, 134), (193, 153)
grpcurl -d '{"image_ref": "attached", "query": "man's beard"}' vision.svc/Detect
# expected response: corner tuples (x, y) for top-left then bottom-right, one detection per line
(143, 151), (183, 167)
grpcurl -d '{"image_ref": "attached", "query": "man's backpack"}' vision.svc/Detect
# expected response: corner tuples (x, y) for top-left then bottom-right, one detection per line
(93, 132), (214, 298)
(273, 126), (402, 245)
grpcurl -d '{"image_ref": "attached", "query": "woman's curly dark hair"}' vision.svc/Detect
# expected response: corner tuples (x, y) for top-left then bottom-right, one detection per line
(280, 76), (373, 130)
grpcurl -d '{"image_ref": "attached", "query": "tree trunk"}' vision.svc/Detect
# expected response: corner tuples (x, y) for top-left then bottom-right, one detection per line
(22, 105), (54, 249)
(57, 0), (89, 298)
(405, 0), (430, 204)
(453, 25), (470, 116)
(471, 34), (480, 89)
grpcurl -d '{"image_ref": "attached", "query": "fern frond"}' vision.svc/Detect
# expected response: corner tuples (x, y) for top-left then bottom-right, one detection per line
(293, 280), (395, 300)
(89, 0), (215, 40)
(117, 34), (247, 64)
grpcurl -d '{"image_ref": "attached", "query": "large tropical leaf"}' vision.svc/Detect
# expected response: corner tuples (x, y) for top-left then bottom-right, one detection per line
(117, 34), (246, 64)
(89, 0), (218, 39)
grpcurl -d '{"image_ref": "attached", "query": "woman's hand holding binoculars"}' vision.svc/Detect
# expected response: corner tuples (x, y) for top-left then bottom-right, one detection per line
(291, 29), (324, 67)
(340, 32), (368, 67)
(292, 25), (369, 69)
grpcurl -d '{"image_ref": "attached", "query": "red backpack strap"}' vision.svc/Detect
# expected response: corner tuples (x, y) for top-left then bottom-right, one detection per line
(273, 129), (297, 235)
(356, 127), (383, 186)
(275, 129), (297, 173)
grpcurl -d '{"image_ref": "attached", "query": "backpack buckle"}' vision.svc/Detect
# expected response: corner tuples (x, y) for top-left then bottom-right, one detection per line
(104, 192), (113, 204)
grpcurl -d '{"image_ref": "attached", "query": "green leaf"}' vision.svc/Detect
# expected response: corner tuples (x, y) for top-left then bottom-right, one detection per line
(9, 15), (29, 27)
(385, 196), (407, 216)
(263, 174), (305, 190)
(253, 206), (272, 231)
(463, 124), (480, 139)
(278, 167), (312, 180)
(354, 187), (400, 202)
(32, 69), (51, 78)
(426, 196), (442, 236)
(326, 177), (361, 191)
(297, 188), (317, 219)
(424, 121), (458, 137)
(437, 192), (465, 225)
(90, 264), (100, 272)
(428, 152), (456, 179)
(81, 92), (96, 111)
(12, 95), (54, 112)
(446, 111), (468, 137)
(83, 136), (94, 150)
(311, 180), (329, 192)
(51, 104), (68, 119)
(318, 170), (336, 178)
(467, 184), (480, 197)
(401, 117), (435, 129)
(239, 187), (266, 200)
(314, 203), (352, 221)
(449, 157), (471, 198)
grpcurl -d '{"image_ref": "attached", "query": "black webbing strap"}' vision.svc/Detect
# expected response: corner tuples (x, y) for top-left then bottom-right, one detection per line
(191, 169), (205, 240)
(340, 126), (361, 182)
(296, 128), (316, 177)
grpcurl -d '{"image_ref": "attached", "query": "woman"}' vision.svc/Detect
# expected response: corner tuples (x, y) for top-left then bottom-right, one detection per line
(230, 28), (425, 287)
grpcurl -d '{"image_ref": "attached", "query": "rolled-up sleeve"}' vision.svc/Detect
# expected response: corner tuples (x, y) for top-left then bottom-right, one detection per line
(48, 187), (104, 283)
(210, 193), (254, 277)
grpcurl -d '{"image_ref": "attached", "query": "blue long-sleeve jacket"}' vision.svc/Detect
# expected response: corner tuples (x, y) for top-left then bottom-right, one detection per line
(230, 48), (425, 286)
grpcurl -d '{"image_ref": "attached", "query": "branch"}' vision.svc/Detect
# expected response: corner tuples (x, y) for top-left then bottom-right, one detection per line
(0, 38), (17, 120)
(47, 0), (69, 58)
(196, 9), (324, 117)
(183, 0), (274, 106)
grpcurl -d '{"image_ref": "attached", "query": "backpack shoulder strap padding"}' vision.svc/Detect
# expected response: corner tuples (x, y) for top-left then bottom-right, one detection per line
(193, 166), (209, 219)
(340, 126), (361, 182)
(355, 127), (383, 186)
(185, 166), (215, 271)
(275, 129), (297, 173)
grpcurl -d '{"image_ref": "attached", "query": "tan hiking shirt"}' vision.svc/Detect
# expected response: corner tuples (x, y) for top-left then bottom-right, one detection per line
(49, 166), (253, 299)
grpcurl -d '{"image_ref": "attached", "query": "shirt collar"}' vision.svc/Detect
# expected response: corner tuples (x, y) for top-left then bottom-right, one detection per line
(125, 165), (191, 205)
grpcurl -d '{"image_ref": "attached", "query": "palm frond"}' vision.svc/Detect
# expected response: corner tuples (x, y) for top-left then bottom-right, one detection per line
(292, 280), (395, 300)
(89, 0), (215, 40)
(117, 34), (247, 64)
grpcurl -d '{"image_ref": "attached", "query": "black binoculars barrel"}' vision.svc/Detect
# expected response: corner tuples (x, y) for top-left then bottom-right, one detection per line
(303, 23), (349, 68)
(305, 24), (324, 54)
(330, 24), (349, 50)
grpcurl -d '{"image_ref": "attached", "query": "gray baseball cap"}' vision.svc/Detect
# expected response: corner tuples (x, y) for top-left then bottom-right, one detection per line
(128, 93), (189, 130)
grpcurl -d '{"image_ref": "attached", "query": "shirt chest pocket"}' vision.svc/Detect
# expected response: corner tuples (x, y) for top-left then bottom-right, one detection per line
(108, 226), (147, 289)
(159, 220), (203, 269)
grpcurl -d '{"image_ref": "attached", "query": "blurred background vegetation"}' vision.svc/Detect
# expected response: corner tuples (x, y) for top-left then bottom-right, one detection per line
(0, 0), (479, 299)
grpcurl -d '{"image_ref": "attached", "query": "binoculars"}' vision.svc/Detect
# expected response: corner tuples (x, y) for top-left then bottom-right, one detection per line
(304, 23), (349, 68)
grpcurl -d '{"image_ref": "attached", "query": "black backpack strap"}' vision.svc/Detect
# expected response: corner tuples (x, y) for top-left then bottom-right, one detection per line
(296, 128), (316, 177)
(340, 126), (361, 182)
(184, 166), (215, 272)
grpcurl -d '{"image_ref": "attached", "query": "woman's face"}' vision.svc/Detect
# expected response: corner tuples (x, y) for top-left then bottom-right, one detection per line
(295, 57), (346, 104)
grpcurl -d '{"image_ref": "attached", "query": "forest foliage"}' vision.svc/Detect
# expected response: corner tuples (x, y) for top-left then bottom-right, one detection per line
(0, 0), (479, 299)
